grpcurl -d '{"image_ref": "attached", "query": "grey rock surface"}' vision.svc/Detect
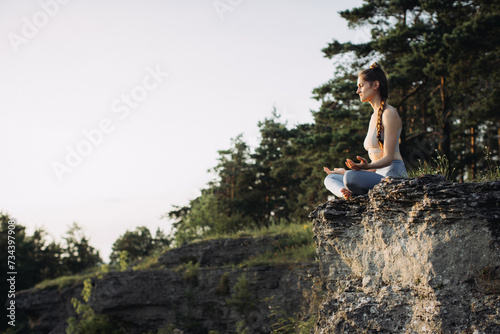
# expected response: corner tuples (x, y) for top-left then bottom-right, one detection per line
(15, 235), (319, 334)
(15, 175), (500, 333)
(90, 264), (318, 334)
(15, 285), (81, 334)
(310, 175), (500, 334)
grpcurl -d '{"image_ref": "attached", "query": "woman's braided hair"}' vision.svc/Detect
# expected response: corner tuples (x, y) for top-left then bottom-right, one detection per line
(360, 62), (389, 149)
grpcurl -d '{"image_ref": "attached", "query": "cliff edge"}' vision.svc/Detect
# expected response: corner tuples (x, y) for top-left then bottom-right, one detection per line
(15, 235), (319, 334)
(310, 175), (500, 333)
(13, 175), (500, 333)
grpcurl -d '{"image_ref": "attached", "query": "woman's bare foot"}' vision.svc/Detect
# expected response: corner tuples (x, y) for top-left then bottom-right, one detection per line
(340, 188), (352, 200)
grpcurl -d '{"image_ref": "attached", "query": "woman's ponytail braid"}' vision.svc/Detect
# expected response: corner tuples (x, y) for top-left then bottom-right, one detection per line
(376, 100), (385, 149)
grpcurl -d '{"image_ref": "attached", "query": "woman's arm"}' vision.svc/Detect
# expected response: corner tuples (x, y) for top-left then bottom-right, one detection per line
(346, 107), (400, 170)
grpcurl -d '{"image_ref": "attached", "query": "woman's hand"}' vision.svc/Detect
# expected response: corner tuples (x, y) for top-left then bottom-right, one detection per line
(345, 156), (370, 171)
(324, 167), (346, 175)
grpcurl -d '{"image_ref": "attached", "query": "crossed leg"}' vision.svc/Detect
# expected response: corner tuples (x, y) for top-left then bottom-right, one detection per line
(324, 173), (352, 199)
(324, 170), (384, 199)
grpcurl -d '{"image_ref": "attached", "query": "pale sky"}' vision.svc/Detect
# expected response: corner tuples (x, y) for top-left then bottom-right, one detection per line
(0, 0), (366, 261)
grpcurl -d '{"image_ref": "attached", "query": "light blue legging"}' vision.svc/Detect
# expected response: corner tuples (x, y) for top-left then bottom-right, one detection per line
(324, 160), (407, 197)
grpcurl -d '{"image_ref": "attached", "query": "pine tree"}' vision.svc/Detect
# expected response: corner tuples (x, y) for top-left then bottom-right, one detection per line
(318, 0), (500, 178)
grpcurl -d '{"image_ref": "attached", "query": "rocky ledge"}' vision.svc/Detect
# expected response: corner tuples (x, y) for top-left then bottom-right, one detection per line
(15, 235), (318, 334)
(14, 175), (500, 334)
(310, 175), (500, 334)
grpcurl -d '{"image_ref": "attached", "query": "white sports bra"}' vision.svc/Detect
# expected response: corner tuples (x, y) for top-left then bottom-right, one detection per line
(363, 112), (401, 154)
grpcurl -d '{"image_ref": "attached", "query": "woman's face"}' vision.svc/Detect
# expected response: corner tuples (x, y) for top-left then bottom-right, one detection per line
(356, 76), (378, 103)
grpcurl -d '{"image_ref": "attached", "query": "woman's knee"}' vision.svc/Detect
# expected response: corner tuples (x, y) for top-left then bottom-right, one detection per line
(344, 170), (383, 195)
(343, 170), (364, 194)
(343, 170), (355, 188)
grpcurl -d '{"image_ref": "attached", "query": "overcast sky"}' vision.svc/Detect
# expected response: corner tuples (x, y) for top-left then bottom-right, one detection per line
(0, 0), (367, 261)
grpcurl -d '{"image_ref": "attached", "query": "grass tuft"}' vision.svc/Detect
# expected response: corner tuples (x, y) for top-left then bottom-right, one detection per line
(407, 150), (455, 181)
(238, 222), (316, 267)
(241, 243), (316, 268)
(407, 148), (500, 182)
(474, 147), (500, 182)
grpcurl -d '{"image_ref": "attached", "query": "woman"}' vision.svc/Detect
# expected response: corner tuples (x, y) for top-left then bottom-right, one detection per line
(323, 62), (407, 199)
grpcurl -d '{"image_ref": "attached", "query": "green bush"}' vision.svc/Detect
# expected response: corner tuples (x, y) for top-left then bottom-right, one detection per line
(216, 272), (230, 296)
(118, 250), (129, 271)
(132, 253), (162, 271)
(174, 261), (199, 284)
(226, 274), (255, 315)
(66, 279), (122, 334)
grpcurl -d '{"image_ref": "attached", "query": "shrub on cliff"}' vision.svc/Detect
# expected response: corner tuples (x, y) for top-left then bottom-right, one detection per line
(66, 278), (122, 334)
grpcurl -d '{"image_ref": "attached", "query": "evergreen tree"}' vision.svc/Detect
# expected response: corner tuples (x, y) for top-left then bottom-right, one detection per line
(320, 0), (500, 178)
(110, 226), (170, 263)
(61, 223), (101, 274)
(251, 109), (296, 223)
(0, 214), (103, 331)
(167, 136), (258, 243)
(210, 134), (260, 221)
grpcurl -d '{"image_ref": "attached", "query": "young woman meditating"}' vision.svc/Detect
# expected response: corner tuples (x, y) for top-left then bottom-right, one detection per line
(323, 62), (407, 199)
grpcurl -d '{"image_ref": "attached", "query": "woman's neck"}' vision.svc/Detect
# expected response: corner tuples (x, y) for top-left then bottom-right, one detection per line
(369, 95), (383, 113)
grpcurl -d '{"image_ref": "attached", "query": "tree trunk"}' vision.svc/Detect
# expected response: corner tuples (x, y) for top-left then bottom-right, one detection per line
(470, 127), (475, 180)
(498, 120), (500, 160)
(439, 76), (451, 159)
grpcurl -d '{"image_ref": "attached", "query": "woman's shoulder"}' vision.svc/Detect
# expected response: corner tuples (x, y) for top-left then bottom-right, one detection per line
(382, 105), (399, 118)
(382, 105), (401, 125)
(383, 104), (398, 114)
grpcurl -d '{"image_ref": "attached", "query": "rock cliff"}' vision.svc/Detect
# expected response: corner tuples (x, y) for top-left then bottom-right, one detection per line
(15, 235), (319, 334)
(14, 175), (500, 333)
(310, 175), (500, 333)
